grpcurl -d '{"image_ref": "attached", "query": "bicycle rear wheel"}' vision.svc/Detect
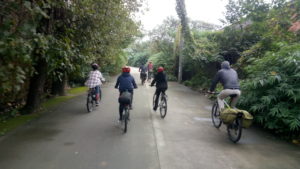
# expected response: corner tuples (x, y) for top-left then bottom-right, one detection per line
(141, 78), (145, 85)
(86, 94), (94, 112)
(211, 101), (222, 128)
(152, 93), (156, 109)
(123, 107), (129, 133)
(160, 97), (167, 118)
(227, 117), (243, 143)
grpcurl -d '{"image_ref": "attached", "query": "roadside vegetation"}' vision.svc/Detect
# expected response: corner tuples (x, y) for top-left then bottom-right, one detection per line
(0, 0), (143, 121)
(127, 0), (300, 139)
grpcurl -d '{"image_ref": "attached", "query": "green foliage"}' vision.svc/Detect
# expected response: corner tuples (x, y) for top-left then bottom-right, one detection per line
(127, 41), (151, 66)
(239, 44), (300, 138)
(0, 0), (143, 114)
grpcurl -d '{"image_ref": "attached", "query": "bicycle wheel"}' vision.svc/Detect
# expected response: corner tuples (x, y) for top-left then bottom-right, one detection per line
(123, 107), (129, 133)
(142, 78), (145, 85)
(227, 117), (243, 143)
(99, 89), (102, 101)
(152, 93), (156, 109)
(160, 97), (167, 118)
(211, 101), (222, 128)
(86, 94), (93, 112)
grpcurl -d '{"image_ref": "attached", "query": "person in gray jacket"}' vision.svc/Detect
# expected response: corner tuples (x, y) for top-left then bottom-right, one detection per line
(209, 61), (241, 110)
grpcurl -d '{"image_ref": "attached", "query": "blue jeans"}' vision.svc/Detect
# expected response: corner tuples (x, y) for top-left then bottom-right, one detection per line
(93, 85), (101, 101)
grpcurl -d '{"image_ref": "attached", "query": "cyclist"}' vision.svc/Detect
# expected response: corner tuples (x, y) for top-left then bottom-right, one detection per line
(151, 66), (168, 111)
(115, 66), (137, 121)
(208, 61), (240, 111)
(85, 63), (105, 106)
(147, 61), (154, 81)
(139, 64), (147, 83)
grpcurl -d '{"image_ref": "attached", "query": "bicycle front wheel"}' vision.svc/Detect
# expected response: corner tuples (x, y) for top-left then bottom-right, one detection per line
(227, 117), (243, 143)
(211, 101), (222, 128)
(160, 97), (167, 118)
(86, 94), (93, 112)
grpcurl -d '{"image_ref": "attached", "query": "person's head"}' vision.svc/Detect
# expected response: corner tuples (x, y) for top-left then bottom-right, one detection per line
(221, 61), (230, 69)
(157, 66), (164, 73)
(149, 61), (152, 64)
(122, 66), (130, 73)
(91, 63), (99, 70)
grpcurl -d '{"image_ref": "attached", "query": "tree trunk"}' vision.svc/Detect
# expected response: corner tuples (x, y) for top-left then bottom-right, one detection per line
(51, 72), (67, 96)
(178, 35), (184, 83)
(23, 58), (48, 114)
(59, 74), (67, 96)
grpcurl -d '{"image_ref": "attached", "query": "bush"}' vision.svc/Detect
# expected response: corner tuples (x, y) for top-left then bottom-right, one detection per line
(238, 43), (300, 138)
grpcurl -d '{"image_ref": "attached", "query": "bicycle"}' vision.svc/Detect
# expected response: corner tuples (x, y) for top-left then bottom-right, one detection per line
(152, 90), (168, 118)
(86, 88), (96, 112)
(118, 90), (132, 133)
(211, 92), (243, 143)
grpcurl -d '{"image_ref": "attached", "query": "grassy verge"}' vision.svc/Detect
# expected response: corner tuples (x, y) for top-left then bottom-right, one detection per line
(68, 86), (88, 95)
(0, 114), (39, 136)
(0, 87), (87, 136)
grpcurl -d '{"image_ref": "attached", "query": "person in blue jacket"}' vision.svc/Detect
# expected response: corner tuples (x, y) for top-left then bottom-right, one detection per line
(115, 66), (137, 121)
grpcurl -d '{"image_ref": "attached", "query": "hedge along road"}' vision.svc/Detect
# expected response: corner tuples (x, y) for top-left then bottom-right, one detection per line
(0, 67), (299, 169)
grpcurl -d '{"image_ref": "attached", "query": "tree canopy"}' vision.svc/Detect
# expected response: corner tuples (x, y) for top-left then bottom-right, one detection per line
(127, 0), (300, 139)
(0, 0), (144, 115)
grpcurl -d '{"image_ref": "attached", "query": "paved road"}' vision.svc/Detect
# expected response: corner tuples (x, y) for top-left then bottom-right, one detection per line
(0, 68), (300, 169)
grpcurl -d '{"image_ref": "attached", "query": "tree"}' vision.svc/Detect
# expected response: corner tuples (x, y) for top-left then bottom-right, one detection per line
(0, 0), (144, 115)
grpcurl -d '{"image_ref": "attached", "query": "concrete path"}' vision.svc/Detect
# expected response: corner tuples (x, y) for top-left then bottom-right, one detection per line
(0, 67), (299, 169)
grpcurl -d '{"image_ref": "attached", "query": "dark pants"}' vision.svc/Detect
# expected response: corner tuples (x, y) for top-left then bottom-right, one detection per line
(140, 72), (147, 79)
(119, 90), (133, 120)
(154, 88), (166, 109)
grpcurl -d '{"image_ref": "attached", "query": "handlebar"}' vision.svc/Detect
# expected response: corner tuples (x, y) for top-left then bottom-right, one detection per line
(206, 91), (219, 95)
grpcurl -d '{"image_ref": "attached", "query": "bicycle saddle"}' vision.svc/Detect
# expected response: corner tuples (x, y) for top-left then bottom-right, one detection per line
(229, 94), (238, 97)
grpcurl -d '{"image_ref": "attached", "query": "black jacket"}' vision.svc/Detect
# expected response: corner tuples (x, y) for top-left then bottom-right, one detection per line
(210, 61), (240, 91)
(151, 72), (168, 89)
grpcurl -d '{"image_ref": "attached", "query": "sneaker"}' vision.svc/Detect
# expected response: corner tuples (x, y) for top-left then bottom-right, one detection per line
(116, 119), (122, 125)
(153, 106), (157, 111)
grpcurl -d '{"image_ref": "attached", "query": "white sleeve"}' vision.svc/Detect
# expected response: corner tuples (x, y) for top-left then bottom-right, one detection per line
(98, 71), (105, 81)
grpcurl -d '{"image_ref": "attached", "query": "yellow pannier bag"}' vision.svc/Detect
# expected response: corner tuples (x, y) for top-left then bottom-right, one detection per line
(220, 108), (253, 128)
(220, 108), (238, 124)
(239, 110), (253, 128)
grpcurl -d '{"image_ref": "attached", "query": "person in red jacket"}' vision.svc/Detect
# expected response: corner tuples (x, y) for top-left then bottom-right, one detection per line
(147, 61), (154, 81)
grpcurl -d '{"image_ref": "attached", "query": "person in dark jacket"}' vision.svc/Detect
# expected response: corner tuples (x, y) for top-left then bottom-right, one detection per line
(209, 61), (241, 110)
(115, 66), (137, 120)
(151, 66), (168, 111)
(139, 64), (147, 83)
